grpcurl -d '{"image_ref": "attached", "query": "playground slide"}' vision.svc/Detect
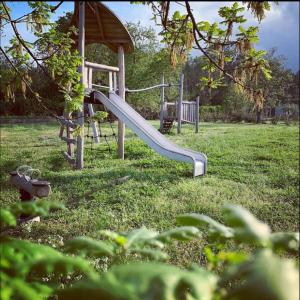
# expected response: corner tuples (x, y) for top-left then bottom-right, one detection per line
(93, 91), (207, 177)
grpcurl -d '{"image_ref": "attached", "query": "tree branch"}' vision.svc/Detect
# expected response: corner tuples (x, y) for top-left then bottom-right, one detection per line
(185, 0), (250, 91)
(0, 45), (58, 118)
(2, 1), (51, 77)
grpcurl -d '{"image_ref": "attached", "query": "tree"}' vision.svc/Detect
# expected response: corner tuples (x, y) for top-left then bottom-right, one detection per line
(137, 1), (273, 118)
(1, 1), (273, 119)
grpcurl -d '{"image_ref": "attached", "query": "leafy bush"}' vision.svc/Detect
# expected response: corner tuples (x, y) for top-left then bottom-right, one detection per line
(1, 201), (298, 300)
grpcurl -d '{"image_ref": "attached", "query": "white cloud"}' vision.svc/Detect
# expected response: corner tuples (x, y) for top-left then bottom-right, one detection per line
(1, 1), (298, 70)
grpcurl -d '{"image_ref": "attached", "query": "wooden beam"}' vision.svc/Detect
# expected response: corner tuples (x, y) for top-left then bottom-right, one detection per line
(117, 45), (125, 159)
(57, 116), (77, 129)
(85, 61), (119, 72)
(62, 151), (76, 165)
(76, 1), (85, 170)
(61, 136), (77, 144)
(93, 2), (105, 40)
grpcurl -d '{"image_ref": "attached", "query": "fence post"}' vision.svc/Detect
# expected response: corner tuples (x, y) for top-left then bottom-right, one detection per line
(177, 73), (184, 134)
(159, 75), (165, 131)
(195, 96), (200, 133)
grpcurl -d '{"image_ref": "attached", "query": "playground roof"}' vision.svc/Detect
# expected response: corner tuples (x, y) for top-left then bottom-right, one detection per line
(71, 2), (134, 54)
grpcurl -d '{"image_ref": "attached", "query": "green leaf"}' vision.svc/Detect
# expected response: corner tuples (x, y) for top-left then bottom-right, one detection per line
(129, 248), (169, 261)
(64, 236), (115, 257)
(99, 230), (128, 247)
(123, 227), (158, 249)
(222, 249), (299, 300)
(173, 11), (181, 19)
(0, 209), (16, 227)
(177, 213), (234, 241)
(30, 255), (98, 280)
(270, 232), (299, 253)
(58, 262), (218, 300)
(223, 205), (271, 245)
(156, 226), (201, 242)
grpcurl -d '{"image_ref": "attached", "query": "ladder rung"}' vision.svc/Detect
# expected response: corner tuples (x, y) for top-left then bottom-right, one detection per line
(62, 151), (76, 165)
(57, 116), (77, 129)
(61, 136), (77, 144)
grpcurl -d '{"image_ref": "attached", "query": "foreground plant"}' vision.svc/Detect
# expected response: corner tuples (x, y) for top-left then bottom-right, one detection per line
(0, 202), (298, 300)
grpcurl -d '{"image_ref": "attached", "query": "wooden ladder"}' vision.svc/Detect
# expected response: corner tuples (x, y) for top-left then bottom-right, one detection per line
(58, 114), (77, 166)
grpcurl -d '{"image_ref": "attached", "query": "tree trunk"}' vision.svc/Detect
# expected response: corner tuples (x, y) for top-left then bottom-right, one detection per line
(256, 108), (262, 123)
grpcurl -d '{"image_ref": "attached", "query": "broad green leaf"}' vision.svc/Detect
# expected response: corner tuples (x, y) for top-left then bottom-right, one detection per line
(177, 213), (234, 241)
(99, 230), (127, 246)
(64, 236), (115, 257)
(270, 232), (299, 253)
(124, 227), (158, 249)
(7, 278), (42, 300)
(156, 226), (201, 242)
(58, 262), (217, 300)
(129, 248), (169, 261)
(30, 255), (98, 280)
(0, 237), (64, 277)
(223, 205), (271, 245)
(0, 209), (16, 227)
(222, 249), (299, 300)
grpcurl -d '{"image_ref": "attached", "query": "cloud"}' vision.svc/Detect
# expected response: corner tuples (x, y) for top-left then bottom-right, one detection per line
(1, 1), (298, 71)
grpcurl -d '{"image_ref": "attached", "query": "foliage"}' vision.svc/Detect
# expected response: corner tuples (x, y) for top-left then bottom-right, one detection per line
(137, 1), (275, 110)
(1, 2), (84, 115)
(1, 1), (277, 118)
(1, 196), (298, 300)
(183, 49), (299, 123)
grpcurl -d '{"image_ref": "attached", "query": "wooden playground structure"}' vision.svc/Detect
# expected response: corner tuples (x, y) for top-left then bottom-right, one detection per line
(57, 2), (207, 177)
(159, 74), (200, 134)
(58, 1), (134, 169)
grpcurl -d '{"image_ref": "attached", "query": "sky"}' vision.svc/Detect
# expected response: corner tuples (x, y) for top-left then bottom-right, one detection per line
(2, 1), (299, 72)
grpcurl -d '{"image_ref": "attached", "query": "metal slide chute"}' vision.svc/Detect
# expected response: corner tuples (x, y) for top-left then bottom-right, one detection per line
(92, 91), (207, 177)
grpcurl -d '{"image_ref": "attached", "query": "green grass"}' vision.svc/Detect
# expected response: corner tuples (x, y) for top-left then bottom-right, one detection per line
(1, 121), (299, 266)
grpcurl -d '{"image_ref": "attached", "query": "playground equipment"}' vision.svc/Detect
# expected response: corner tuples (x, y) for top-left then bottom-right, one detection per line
(159, 74), (200, 134)
(9, 166), (51, 223)
(58, 2), (207, 177)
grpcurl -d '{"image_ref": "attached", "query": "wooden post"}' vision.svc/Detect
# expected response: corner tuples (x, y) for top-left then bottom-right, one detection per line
(76, 1), (85, 169)
(64, 111), (74, 156)
(87, 67), (100, 144)
(177, 73), (184, 134)
(195, 96), (200, 133)
(108, 71), (113, 91)
(113, 72), (117, 92)
(159, 75), (165, 131)
(117, 45), (125, 159)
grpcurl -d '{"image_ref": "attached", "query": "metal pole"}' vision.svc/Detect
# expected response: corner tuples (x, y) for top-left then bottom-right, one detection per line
(76, 1), (85, 169)
(159, 75), (165, 131)
(196, 96), (200, 133)
(177, 73), (184, 134)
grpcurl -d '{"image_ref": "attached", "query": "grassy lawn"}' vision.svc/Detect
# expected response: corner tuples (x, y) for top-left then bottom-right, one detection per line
(1, 121), (299, 266)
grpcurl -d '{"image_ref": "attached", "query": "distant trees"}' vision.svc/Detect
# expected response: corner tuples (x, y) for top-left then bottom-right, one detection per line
(1, 16), (180, 118)
(183, 48), (299, 123)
